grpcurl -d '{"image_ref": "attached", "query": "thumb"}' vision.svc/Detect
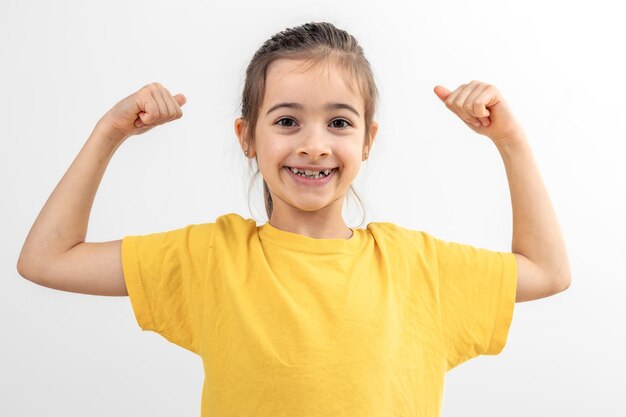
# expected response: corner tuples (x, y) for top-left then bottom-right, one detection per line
(136, 111), (151, 127)
(433, 85), (451, 102)
(174, 93), (187, 107)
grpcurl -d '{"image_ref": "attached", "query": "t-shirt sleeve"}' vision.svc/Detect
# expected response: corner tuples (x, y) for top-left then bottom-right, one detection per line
(432, 236), (518, 371)
(121, 223), (214, 355)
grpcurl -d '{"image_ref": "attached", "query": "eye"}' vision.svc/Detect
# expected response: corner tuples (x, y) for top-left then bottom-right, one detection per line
(275, 117), (297, 128)
(330, 119), (352, 129)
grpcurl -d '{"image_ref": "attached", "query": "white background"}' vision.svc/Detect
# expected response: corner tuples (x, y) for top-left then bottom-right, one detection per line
(2, 0), (625, 416)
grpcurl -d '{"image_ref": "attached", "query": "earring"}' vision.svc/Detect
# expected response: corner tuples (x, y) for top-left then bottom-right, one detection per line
(244, 149), (248, 157)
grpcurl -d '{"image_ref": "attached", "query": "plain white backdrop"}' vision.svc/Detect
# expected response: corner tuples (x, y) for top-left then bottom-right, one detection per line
(2, 0), (625, 415)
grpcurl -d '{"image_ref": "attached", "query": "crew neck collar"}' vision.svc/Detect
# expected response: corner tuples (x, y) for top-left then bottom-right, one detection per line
(258, 221), (364, 254)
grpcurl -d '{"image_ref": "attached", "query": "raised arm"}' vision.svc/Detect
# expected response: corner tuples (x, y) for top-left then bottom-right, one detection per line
(434, 81), (572, 302)
(17, 82), (186, 296)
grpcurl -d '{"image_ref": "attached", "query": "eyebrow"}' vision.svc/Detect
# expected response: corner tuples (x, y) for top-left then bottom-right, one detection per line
(265, 102), (361, 118)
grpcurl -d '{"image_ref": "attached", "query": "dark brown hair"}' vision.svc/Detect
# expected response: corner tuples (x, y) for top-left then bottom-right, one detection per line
(239, 22), (379, 226)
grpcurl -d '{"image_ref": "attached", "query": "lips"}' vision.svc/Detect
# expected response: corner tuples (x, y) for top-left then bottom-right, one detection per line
(285, 166), (337, 176)
(286, 166), (337, 171)
(284, 166), (337, 185)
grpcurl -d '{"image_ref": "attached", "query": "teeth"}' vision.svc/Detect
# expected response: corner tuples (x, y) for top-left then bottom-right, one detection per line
(288, 167), (335, 178)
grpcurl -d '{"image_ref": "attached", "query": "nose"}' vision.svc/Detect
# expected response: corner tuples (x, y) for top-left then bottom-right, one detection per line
(296, 126), (331, 160)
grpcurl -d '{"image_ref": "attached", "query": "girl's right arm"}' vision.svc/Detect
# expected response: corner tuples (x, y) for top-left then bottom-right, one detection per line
(16, 83), (186, 296)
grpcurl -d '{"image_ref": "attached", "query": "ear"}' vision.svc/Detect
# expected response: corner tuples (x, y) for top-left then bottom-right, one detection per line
(234, 118), (255, 158)
(363, 120), (379, 160)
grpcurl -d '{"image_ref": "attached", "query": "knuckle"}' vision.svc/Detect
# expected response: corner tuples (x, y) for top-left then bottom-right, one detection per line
(146, 82), (160, 94)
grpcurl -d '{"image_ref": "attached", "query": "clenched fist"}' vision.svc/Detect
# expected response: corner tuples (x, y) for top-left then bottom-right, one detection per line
(434, 80), (524, 145)
(100, 82), (186, 139)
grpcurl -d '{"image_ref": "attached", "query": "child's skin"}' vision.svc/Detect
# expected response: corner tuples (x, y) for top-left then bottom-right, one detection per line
(234, 58), (378, 240)
(17, 61), (571, 302)
(433, 82), (571, 301)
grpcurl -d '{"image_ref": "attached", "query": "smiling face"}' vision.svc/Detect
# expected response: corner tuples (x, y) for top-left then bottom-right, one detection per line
(236, 57), (378, 226)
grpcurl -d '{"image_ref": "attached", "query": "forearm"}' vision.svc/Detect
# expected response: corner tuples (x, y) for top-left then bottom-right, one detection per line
(18, 118), (127, 273)
(495, 132), (571, 284)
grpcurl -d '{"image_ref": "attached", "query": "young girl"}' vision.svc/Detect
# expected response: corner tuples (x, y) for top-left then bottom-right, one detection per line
(18, 21), (570, 417)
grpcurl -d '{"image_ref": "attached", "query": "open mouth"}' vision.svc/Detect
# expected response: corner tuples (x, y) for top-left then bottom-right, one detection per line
(285, 166), (337, 179)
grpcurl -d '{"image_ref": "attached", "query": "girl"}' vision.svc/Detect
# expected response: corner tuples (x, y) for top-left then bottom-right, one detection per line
(17, 21), (570, 417)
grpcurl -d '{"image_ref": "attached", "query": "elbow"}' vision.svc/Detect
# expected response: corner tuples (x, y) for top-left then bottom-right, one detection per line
(17, 252), (38, 282)
(17, 252), (27, 277)
(17, 259), (48, 288)
(554, 258), (572, 293)
(17, 245), (31, 277)
(555, 273), (572, 293)
(563, 275), (572, 291)
(17, 257), (31, 280)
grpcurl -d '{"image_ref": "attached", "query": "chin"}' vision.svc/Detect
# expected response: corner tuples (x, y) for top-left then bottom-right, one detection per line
(292, 203), (331, 213)
(287, 199), (335, 213)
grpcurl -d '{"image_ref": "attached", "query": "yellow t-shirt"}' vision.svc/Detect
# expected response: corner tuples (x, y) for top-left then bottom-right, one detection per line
(122, 212), (517, 417)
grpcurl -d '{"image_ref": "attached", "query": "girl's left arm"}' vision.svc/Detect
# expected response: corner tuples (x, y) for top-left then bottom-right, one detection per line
(434, 81), (572, 302)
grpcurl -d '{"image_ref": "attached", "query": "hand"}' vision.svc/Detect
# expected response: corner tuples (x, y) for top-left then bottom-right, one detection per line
(99, 82), (186, 139)
(434, 80), (524, 144)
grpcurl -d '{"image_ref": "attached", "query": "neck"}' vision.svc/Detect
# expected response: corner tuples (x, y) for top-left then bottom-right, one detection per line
(269, 206), (353, 240)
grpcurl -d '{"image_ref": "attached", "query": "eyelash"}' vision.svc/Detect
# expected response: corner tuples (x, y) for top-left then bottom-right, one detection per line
(275, 117), (352, 129)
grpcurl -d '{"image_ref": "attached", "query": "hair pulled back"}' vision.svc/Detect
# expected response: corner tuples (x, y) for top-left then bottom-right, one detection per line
(240, 22), (379, 224)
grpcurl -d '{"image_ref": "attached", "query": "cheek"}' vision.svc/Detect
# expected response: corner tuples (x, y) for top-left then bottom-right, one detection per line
(256, 141), (288, 175)
(336, 141), (363, 159)
(257, 135), (287, 157)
